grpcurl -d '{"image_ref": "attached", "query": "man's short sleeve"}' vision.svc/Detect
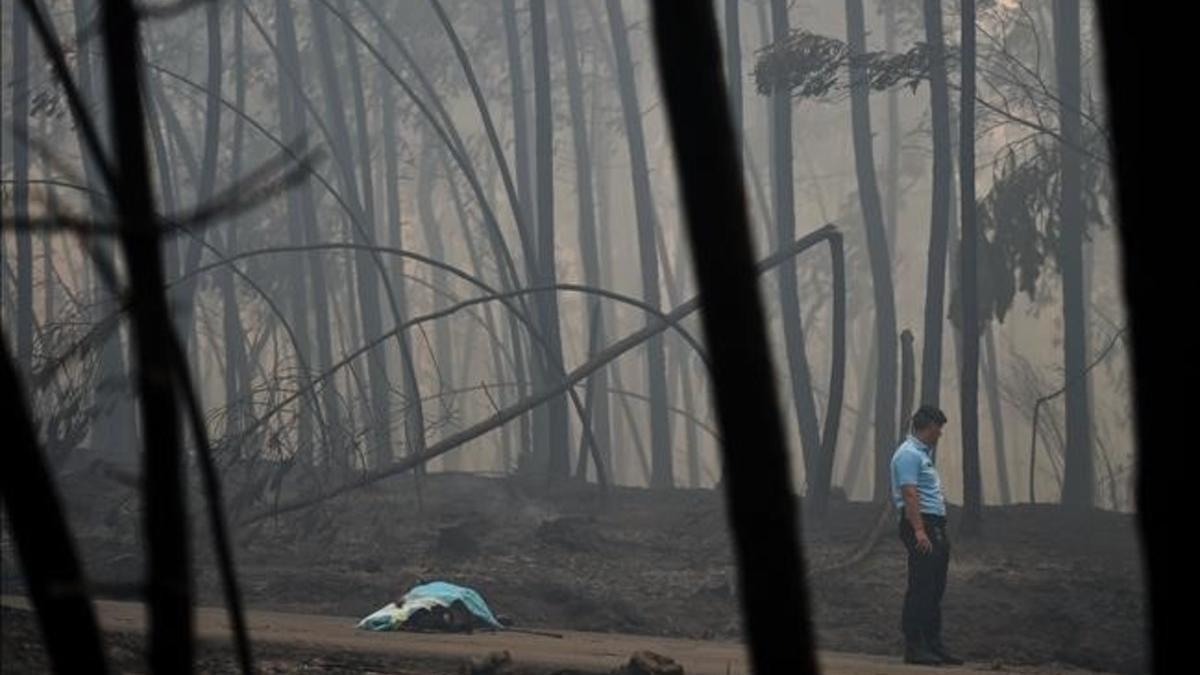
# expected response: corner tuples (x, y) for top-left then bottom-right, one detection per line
(893, 450), (921, 487)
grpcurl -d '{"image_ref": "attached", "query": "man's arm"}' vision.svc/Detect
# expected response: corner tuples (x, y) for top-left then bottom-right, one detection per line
(902, 485), (933, 554)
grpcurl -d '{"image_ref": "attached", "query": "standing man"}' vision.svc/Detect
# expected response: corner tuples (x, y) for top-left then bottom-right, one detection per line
(891, 405), (964, 666)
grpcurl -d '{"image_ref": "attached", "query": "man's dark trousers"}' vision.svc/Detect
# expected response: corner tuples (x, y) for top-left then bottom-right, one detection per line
(899, 513), (949, 649)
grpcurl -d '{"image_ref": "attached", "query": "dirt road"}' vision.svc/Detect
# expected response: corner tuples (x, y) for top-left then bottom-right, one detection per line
(1, 596), (1107, 674)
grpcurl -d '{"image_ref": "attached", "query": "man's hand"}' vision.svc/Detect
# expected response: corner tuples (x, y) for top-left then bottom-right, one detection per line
(914, 528), (933, 554)
(901, 485), (933, 554)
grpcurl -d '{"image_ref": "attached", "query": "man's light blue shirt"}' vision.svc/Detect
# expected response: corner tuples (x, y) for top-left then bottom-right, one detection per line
(890, 434), (946, 516)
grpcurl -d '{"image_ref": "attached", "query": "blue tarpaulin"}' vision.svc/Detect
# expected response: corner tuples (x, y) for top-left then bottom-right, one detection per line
(357, 581), (502, 631)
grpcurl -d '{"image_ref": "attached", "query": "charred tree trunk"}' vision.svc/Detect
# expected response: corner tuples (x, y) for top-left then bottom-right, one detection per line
(444, 153), (516, 472)
(919, 0), (953, 409)
(606, 0), (673, 488)
(751, 0), (779, 252)
(900, 330), (916, 438)
(530, 0), (571, 481)
(884, 0), (900, 252)
(273, 0), (320, 467)
(309, 0), (393, 466)
(959, 0), (983, 534)
(812, 231), (848, 512)
(174, 0), (222, 354)
(502, 0), (537, 464)
(378, 13), (426, 468)
(841, 331), (876, 499)
(221, 4), (251, 438)
(145, 81), (181, 285)
(41, 206), (54, 321)
(13, 0), (34, 370)
(560, 0), (613, 479)
(845, 0), (899, 502)
(1055, 0), (1093, 512)
(344, 2), (405, 469)
(983, 325), (1011, 504)
(591, 84), (623, 482)
(769, 0), (824, 501)
(418, 136), (459, 469)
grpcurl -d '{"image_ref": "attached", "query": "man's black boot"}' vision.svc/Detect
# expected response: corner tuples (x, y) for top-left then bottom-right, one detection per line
(929, 640), (964, 666)
(904, 640), (944, 666)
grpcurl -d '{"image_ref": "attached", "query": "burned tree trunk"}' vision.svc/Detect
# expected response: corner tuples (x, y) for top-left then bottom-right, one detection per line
(221, 3), (251, 438)
(884, 0), (901, 252)
(417, 135), (459, 469)
(502, 0), (537, 464)
(560, 0), (613, 479)
(172, 0), (223, 369)
(273, 0), (321, 467)
(959, 0), (983, 535)
(309, 0), (393, 466)
(768, 0), (825, 502)
(919, 0), (953, 409)
(900, 329), (916, 437)
(378, 13), (427, 468)
(13, 0), (34, 370)
(530, 0), (572, 481)
(984, 326), (1011, 503)
(605, 0), (674, 488)
(1055, 0), (1093, 512)
(845, 0), (899, 502)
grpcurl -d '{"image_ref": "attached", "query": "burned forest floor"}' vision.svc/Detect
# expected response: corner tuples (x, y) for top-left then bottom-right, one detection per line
(2, 472), (1147, 673)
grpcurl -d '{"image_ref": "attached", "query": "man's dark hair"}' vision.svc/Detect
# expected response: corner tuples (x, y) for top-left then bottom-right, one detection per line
(911, 405), (948, 432)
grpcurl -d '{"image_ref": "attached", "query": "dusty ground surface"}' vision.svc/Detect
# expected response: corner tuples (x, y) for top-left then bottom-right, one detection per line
(0, 598), (1117, 674)
(1, 472), (1147, 673)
